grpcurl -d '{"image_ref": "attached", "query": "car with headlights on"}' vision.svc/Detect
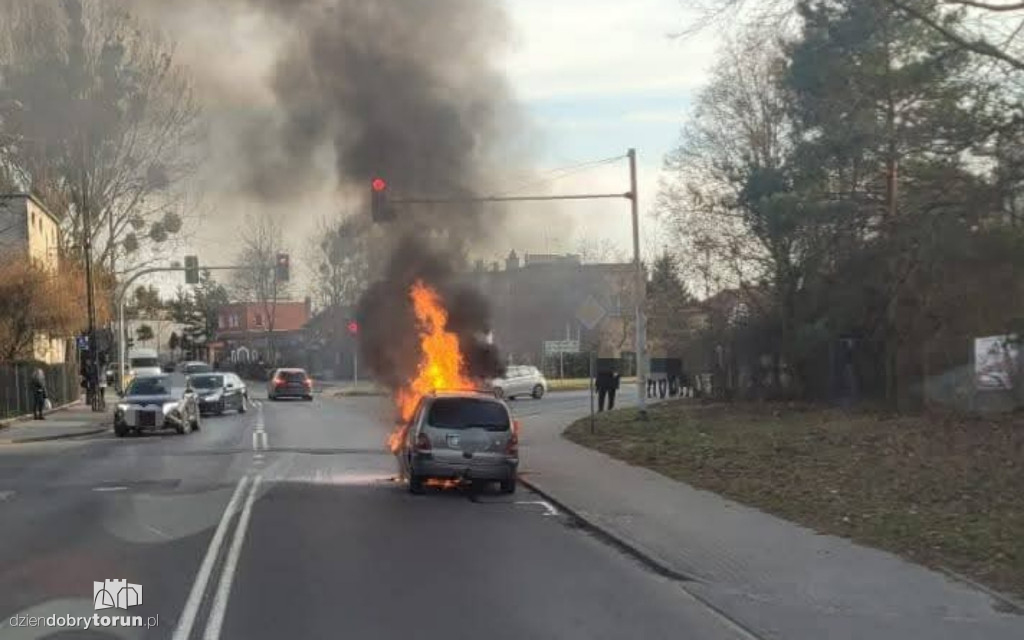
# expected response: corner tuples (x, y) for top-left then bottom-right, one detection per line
(191, 372), (248, 415)
(396, 390), (519, 494)
(114, 374), (200, 437)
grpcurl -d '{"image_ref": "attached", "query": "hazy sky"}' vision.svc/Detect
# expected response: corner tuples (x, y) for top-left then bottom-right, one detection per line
(149, 0), (719, 289)
(500, 0), (715, 258)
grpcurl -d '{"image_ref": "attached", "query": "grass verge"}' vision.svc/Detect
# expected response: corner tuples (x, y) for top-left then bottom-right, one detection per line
(564, 400), (1024, 600)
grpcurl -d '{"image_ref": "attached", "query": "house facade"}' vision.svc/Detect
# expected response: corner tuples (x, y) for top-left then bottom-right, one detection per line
(0, 193), (67, 364)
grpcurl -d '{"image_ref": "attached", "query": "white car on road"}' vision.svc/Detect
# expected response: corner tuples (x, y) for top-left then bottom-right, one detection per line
(491, 365), (547, 400)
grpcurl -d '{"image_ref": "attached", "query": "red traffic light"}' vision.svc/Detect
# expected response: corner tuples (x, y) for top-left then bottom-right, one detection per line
(371, 177), (387, 192)
(347, 320), (359, 335)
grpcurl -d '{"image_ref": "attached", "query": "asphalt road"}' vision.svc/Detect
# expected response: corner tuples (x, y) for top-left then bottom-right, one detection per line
(0, 387), (743, 640)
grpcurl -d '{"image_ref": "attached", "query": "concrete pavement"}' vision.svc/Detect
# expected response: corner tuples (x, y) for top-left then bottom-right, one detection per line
(518, 392), (1024, 640)
(0, 399), (111, 444)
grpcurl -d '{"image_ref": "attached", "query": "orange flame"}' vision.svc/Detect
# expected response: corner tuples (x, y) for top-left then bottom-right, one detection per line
(388, 280), (475, 453)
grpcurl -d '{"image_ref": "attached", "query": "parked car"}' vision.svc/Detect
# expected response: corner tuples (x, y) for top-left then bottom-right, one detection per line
(114, 374), (200, 437)
(180, 361), (213, 376)
(105, 362), (121, 386)
(190, 372), (248, 415)
(396, 390), (518, 494)
(490, 365), (547, 400)
(267, 368), (314, 401)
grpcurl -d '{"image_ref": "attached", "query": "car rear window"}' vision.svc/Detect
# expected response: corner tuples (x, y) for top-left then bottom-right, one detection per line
(427, 398), (510, 431)
(282, 371), (308, 382)
(184, 363), (212, 374)
(190, 375), (223, 389)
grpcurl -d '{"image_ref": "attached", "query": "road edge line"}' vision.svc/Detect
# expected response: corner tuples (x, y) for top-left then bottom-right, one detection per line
(518, 475), (766, 640)
(203, 474), (263, 640)
(171, 475), (251, 640)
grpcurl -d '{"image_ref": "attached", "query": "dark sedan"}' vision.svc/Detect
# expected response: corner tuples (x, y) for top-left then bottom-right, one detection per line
(190, 372), (249, 415)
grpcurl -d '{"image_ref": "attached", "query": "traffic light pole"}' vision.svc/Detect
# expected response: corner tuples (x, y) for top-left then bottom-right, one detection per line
(376, 149), (649, 419)
(116, 265), (248, 391)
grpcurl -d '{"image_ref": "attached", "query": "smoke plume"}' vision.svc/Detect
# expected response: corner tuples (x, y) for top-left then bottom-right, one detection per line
(135, 0), (518, 389)
(242, 0), (514, 389)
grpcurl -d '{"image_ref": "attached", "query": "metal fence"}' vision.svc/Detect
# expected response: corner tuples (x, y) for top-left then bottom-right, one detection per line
(0, 362), (80, 420)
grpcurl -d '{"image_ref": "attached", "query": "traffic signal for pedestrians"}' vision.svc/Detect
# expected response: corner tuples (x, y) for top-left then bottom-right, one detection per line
(184, 255), (200, 285)
(275, 253), (290, 282)
(370, 177), (395, 222)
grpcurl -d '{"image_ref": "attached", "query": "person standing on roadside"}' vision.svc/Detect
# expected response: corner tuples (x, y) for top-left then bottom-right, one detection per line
(31, 368), (48, 420)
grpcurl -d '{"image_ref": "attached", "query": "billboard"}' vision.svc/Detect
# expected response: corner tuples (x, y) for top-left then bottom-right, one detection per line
(974, 335), (1020, 391)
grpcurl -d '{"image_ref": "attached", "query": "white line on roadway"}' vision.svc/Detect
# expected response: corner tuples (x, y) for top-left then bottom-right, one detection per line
(171, 475), (251, 640)
(203, 474), (263, 640)
(93, 486), (128, 492)
(515, 500), (559, 516)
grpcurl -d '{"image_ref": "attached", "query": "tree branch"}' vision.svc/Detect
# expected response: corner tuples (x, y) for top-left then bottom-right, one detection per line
(887, 0), (1024, 70)
(946, 0), (1024, 11)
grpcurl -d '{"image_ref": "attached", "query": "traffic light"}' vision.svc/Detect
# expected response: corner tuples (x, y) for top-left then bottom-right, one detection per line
(370, 177), (395, 222)
(275, 253), (290, 282)
(184, 255), (200, 285)
(347, 320), (359, 335)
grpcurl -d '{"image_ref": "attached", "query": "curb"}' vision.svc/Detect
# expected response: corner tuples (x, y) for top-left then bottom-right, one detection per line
(3, 426), (109, 445)
(937, 567), (1024, 615)
(0, 399), (85, 430)
(518, 474), (768, 640)
(517, 474), (696, 584)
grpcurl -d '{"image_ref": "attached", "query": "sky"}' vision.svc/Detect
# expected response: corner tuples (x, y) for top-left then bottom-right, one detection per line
(146, 0), (721, 292)
(497, 0), (717, 259)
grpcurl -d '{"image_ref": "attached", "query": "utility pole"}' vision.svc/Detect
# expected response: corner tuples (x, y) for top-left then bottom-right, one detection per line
(628, 149), (648, 419)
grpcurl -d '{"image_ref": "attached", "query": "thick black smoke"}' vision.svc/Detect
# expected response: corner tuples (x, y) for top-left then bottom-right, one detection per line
(240, 0), (515, 389)
(356, 235), (504, 391)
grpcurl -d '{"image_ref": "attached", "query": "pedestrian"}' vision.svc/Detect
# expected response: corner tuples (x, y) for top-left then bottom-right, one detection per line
(31, 368), (48, 420)
(596, 368), (615, 412)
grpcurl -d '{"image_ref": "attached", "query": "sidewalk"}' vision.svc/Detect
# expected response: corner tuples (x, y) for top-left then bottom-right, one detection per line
(519, 407), (1024, 640)
(0, 399), (110, 444)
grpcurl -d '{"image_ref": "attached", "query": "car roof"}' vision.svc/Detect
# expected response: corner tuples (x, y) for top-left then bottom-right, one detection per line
(428, 389), (501, 400)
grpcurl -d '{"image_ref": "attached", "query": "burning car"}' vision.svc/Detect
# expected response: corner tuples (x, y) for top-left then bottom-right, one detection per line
(114, 374), (200, 437)
(396, 390), (518, 494)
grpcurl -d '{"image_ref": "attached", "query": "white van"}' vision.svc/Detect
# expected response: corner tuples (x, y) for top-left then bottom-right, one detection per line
(128, 348), (162, 379)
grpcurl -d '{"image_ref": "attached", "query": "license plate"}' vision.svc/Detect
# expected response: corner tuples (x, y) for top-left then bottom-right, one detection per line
(446, 434), (460, 447)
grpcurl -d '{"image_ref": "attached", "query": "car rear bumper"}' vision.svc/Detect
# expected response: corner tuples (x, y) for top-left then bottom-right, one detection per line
(410, 456), (518, 481)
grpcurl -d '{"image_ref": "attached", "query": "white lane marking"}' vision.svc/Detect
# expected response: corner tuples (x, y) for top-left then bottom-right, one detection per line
(142, 522), (171, 540)
(515, 500), (559, 517)
(171, 475), (251, 640)
(258, 431), (268, 451)
(251, 432), (259, 451)
(203, 474), (263, 640)
(93, 486), (128, 492)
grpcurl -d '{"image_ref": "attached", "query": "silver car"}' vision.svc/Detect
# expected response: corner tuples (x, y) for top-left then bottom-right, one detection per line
(491, 365), (547, 400)
(114, 375), (200, 437)
(396, 390), (519, 494)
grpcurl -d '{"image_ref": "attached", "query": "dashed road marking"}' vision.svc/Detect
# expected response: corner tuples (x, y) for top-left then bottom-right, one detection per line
(93, 486), (128, 492)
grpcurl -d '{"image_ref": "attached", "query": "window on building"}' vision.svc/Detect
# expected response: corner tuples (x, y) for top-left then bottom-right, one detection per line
(218, 316), (225, 329)
(254, 313), (263, 327)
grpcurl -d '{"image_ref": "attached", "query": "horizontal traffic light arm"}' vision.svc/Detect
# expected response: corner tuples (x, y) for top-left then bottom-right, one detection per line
(389, 192), (633, 205)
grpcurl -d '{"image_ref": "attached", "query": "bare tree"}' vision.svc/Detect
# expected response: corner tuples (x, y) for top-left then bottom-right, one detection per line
(233, 213), (290, 363)
(0, 0), (202, 276)
(676, 0), (1024, 71)
(306, 213), (372, 311)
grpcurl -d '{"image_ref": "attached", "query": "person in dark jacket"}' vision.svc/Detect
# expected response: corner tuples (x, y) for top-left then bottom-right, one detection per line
(596, 369), (619, 412)
(31, 368), (47, 420)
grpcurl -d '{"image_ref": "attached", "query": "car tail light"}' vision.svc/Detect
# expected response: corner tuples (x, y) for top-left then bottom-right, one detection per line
(415, 432), (432, 452)
(506, 431), (519, 456)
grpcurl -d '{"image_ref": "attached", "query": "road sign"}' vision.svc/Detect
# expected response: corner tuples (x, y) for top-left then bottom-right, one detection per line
(544, 340), (580, 355)
(576, 295), (607, 331)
